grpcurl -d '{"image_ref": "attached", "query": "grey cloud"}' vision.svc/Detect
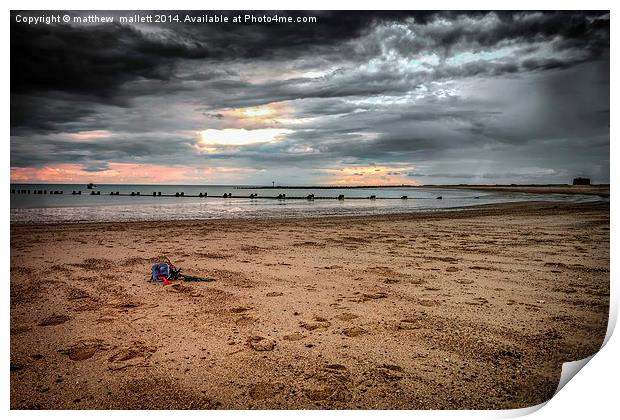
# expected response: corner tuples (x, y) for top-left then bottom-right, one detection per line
(10, 10), (610, 184)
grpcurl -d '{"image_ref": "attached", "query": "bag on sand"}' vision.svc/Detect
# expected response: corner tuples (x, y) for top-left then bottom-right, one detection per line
(151, 262), (171, 282)
(150, 259), (214, 285)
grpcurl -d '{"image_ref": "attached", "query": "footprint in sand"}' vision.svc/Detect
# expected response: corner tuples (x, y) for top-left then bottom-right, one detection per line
(418, 299), (441, 307)
(362, 292), (388, 300)
(303, 373), (352, 402)
(61, 339), (107, 361)
(334, 313), (359, 322)
(230, 306), (253, 314)
(324, 364), (349, 373)
(266, 292), (284, 297)
(11, 325), (30, 335)
(235, 315), (256, 326)
(397, 319), (420, 330)
(112, 300), (141, 310)
(377, 364), (405, 381)
(455, 279), (474, 285)
(465, 297), (489, 306)
(97, 315), (117, 323)
(249, 382), (285, 399)
(283, 332), (305, 341)
(38, 314), (71, 327)
(67, 288), (91, 300)
(300, 316), (331, 332)
(247, 336), (276, 351)
(342, 326), (367, 337)
(107, 341), (157, 371)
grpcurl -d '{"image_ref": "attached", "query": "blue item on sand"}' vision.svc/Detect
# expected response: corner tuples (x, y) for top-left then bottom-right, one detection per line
(151, 262), (171, 282)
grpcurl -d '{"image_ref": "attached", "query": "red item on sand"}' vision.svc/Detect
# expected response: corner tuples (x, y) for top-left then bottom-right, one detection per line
(160, 275), (173, 286)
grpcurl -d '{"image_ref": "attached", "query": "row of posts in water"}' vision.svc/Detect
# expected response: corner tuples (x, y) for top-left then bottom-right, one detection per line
(13, 189), (64, 194)
(11, 189), (444, 200)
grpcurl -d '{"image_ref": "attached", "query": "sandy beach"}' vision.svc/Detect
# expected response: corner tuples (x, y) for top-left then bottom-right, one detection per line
(10, 201), (609, 409)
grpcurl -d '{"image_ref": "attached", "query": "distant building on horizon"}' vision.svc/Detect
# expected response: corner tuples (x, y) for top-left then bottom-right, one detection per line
(572, 177), (591, 185)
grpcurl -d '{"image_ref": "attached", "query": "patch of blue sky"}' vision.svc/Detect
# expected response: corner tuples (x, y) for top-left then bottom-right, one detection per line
(446, 47), (517, 66)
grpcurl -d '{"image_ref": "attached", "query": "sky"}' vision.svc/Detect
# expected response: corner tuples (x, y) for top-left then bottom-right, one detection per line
(10, 11), (610, 185)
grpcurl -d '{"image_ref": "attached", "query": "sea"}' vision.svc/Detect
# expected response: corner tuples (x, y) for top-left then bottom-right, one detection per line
(10, 183), (604, 224)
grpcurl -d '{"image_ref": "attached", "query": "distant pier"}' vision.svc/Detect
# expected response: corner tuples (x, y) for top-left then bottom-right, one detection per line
(11, 189), (445, 200)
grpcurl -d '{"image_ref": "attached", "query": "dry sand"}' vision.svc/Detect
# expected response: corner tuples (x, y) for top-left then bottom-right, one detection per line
(10, 201), (609, 409)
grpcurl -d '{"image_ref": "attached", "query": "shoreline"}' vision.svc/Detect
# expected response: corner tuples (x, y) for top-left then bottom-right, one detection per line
(420, 184), (610, 197)
(10, 200), (609, 230)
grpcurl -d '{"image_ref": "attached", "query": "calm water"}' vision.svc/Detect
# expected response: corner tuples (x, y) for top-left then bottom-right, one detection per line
(10, 184), (603, 224)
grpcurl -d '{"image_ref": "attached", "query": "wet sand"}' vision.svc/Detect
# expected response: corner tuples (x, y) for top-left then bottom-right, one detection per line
(10, 201), (609, 409)
(424, 184), (610, 197)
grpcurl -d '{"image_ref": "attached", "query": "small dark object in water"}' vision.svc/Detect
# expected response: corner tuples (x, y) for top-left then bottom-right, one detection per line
(180, 192), (184, 197)
(401, 195), (408, 199)
(474, 196), (480, 199)
(175, 192), (180, 197)
(199, 193), (203, 197)
(136, 192), (140, 196)
(43, 190), (47, 194)
(153, 192), (157, 196)
(96, 191), (100, 195)
(278, 193), (286, 199)
(91, 191), (96, 195)
(369, 195), (376, 200)
(131, 192), (136, 196)
(78, 191), (81, 195)
(158, 192), (161, 196)
(436, 196), (442, 199)
(338, 194), (344, 200)
(307, 194), (315, 200)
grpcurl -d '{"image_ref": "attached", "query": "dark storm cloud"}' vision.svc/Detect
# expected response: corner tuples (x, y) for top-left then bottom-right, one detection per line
(10, 10), (610, 184)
